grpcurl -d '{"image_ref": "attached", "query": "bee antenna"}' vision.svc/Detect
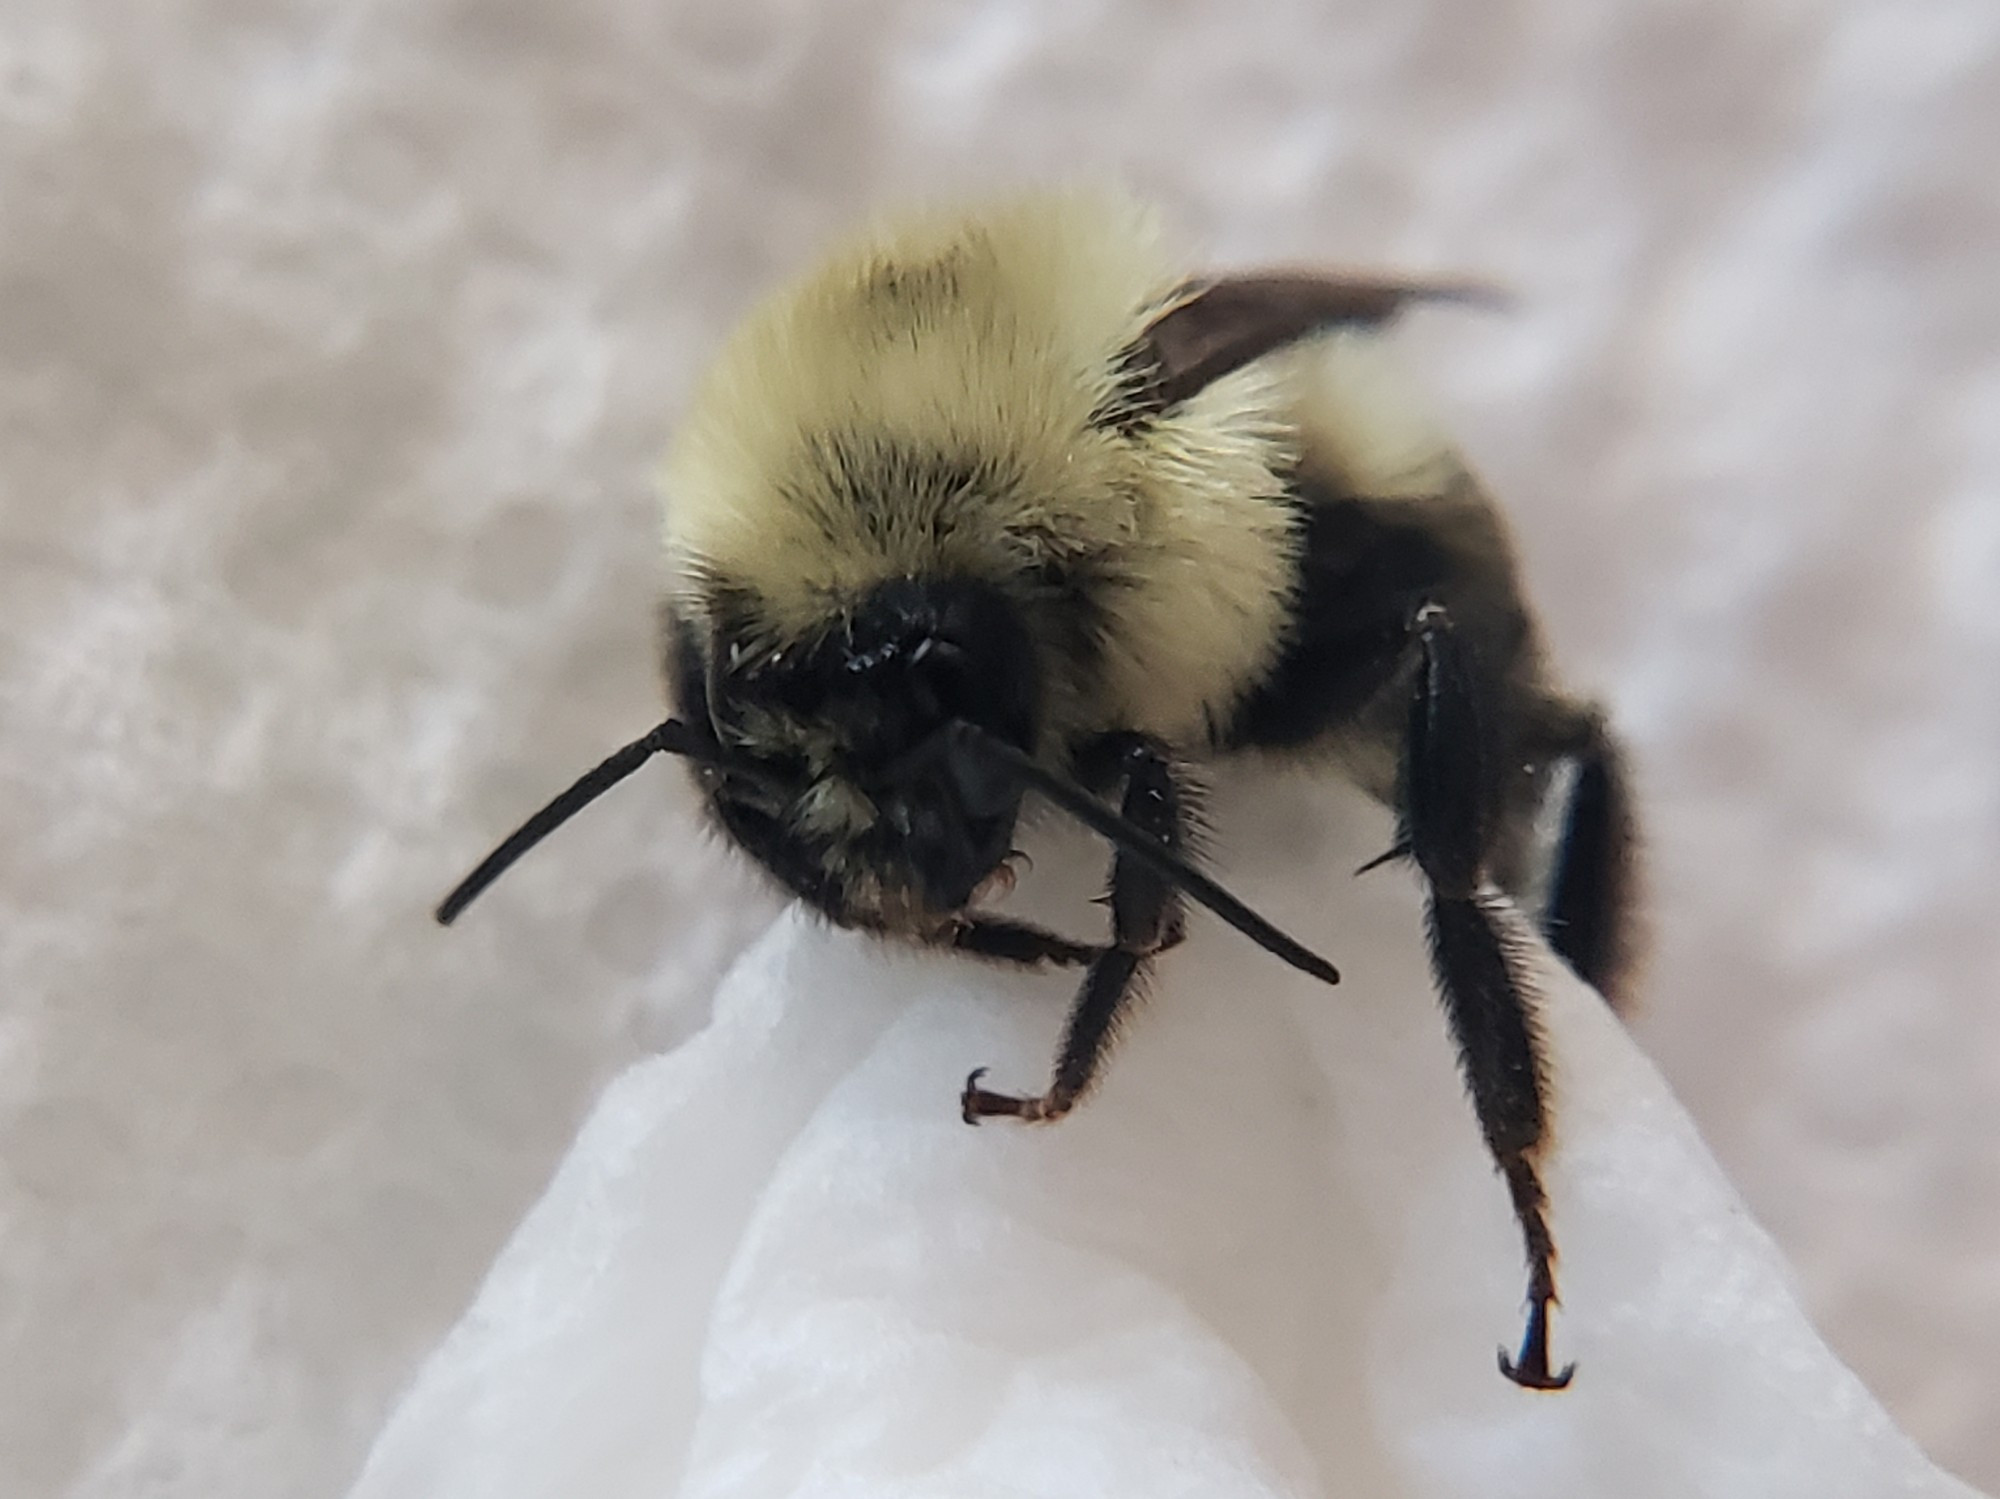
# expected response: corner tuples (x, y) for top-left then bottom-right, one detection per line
(436, 719), (712, 926)
(943, 722), (1340, 986)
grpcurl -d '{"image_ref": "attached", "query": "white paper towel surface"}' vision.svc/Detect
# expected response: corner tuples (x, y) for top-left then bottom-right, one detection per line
(348, 778), (1982, 1498)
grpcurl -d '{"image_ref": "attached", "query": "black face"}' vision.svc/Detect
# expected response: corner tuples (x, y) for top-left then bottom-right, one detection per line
(671, 576), (1041, 924)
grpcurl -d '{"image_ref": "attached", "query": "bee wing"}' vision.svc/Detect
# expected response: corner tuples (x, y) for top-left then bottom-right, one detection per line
(1138, 271), (1507, 412)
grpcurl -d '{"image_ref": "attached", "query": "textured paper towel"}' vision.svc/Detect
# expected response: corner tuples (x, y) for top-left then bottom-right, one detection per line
(2, 1), (1997, 1496)
(346, 778), (1980, 1498)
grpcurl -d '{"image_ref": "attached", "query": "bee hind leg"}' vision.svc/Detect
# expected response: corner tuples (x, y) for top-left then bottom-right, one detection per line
(1405, 602), (1574, 1391)
(1537, 705), (1642, 1011)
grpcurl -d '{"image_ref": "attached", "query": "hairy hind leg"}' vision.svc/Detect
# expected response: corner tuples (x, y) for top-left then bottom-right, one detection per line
(1404, 603), (1574, 1391)
(1538, 706), (1643, 1010)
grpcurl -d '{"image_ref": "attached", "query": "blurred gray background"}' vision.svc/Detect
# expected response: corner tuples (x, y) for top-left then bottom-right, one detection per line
(2, 1), (1995, 1495)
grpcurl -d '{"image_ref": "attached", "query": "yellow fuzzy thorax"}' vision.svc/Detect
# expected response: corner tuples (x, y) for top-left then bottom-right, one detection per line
(659, 192), (1301, 746)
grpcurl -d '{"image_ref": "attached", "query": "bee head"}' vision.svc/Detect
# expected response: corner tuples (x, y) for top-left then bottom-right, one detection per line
(700, 576), (1041, 923)
(442, 578), (1337, 990)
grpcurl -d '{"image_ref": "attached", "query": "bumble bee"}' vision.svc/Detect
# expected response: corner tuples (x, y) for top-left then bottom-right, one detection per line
(438, 193), (1639, 1391)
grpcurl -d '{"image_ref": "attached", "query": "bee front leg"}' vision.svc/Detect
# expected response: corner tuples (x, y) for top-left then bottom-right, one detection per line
(1404, 603), (1575, 1392)
(962, 734), (1187, 1126)
(943, 916), (1100, 970)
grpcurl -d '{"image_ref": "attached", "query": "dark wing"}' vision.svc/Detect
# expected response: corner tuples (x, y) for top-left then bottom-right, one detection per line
(1133, 272), (1504, 414)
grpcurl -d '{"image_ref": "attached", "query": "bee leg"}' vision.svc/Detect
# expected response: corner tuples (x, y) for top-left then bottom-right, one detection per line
(944, 916), (1100, 969)
(960, 949), (1151, 1123)
(962, 734), (1186, 1125)
(1537, 706), (1642, 1010)
(1405, 603), (1575, 1392)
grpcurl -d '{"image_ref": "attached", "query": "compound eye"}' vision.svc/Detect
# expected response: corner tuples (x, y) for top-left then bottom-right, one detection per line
(719, 634), (832, 720)
(704, 647), (743, 738)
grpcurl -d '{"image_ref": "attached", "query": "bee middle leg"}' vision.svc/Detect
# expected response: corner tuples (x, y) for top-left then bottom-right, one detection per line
(1404, 602), (1575, 1391)
(961, 733), (1187, 1125)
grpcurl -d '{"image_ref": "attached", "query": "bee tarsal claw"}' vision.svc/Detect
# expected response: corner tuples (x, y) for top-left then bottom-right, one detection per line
(960, 1069), (1061, 1124)
(1498, 1298), (1575, 1391)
